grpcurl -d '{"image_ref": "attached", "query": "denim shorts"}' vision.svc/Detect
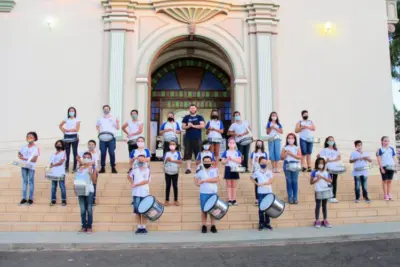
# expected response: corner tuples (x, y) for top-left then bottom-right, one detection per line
(300, 138), (313, 155)
(133, 196), (145, 214)
(200, 193), (216, 212)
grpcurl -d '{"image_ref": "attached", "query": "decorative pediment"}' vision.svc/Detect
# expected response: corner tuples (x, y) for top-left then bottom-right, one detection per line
(0, 0), (16, 12)
(153, 0), (231, 25)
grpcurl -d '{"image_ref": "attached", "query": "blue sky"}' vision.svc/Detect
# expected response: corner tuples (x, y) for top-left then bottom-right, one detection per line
(393, 80), (400, 108)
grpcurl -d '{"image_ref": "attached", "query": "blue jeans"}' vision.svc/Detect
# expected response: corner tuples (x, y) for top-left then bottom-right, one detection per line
(268, 139), (281, 161)
(354, 176), (369, 200)
(65, 135), (79, 170)
(100, 138), (116, 168)
(51, 180), (66, 201)
(133, 196), (145, 214)
(299, 138), (313, 155)
(200, 193), (216, 211)
(79, 193), (94, 229)
(237, 143), (250, 171)
(257, 193), (271, 225)
(283, 162), (299, 201)
(21, 168), (35, 200)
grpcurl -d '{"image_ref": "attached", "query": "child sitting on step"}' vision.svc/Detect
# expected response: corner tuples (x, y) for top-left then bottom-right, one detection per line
(195, 156), (219, 234)
(128, 155), (151, 235)
(250, 157), (274, 231)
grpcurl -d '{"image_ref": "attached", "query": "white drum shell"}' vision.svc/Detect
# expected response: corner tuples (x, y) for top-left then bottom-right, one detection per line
(259, 193), (285, 218)
(203, 195), (229, 220)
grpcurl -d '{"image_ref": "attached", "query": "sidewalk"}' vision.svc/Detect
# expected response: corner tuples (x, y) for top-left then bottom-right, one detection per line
(1, 222), (400, 251)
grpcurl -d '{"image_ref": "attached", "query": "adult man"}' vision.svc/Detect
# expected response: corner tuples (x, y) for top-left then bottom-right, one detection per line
(228, 111), (252, 172)
(295, 110), (316, 172)
(96, 105), (119, 174)
(182, 104), (205, 174)
(122, 109), (144, 155)
(160, 111), (181, 153)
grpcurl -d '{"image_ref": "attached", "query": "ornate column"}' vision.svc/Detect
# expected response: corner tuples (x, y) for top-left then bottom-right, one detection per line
(135, 77), (149, 140)
(246, 2), (279, 138)
(0, 0), (16, 12)
(386, 0), (399, 33)
(234, 79), (248, 117)
(102, 0), (135, 139)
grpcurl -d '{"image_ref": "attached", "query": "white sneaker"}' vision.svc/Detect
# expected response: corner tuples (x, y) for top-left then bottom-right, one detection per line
(329, 198), (339, 203)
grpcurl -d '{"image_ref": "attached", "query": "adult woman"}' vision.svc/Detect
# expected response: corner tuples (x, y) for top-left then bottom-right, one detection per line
(266, 112), (283, 173)
(205, 110), (224, 167)
(59, 107), (80, 172)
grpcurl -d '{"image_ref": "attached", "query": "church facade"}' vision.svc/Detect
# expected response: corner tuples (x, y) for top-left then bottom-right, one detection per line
(0, 0), (398, 161)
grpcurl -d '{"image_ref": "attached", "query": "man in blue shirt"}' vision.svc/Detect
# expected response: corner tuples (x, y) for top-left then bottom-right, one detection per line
(182, 104), (205, 174)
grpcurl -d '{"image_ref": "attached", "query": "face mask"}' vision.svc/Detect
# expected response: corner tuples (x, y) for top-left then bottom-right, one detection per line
(211, 115), (218, 120)
(327, 141), (335, 146)
(357, 147), (362, 151)
(131, 115), (138, 120)
(228, 143), (236, 149)
(103, 110), (110, 115)
(88, 145), (95, 151)
(27, 139), (34, 144)
(271, 116), (277, 121)
(288, 139), (295, 145)
(168, 117), (174, 122)
(83, 158), (91, 163)
(137, 142), (144, 148)
(318, 164), (324, 169)
(260, 164), (267, 169)
(69, 112), (75, 117)
(203, 145), (210, 150)
(234, 115), (241, 121)
(302, 116), (308, 120)
(203, 163), (212, 169)
(169, 145), (176, 151)
(56, 146), (62, 151)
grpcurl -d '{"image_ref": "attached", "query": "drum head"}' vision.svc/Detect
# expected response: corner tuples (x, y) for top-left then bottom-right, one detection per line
(260, 193), (275, 211)
(138, 196), (155, 214)
(203, 195), (218, 212)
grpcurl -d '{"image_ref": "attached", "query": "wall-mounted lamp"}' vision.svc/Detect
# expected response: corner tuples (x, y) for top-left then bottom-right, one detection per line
(324, 22), (333, 33)
(317, 21), (337, 36)
(45, 17), (55, 30)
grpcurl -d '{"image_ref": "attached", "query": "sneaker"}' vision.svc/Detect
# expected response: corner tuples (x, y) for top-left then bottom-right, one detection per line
(99, 167), (106, 174)
(228, 201), (233, 206)
(65, 168), (69, 173)
(264, 224), (273, 231)
(329, 198), (339, 203)
(307, 167), (312, 172)
(322, 220), (332, 228)
(92, 200), (96, 206)
(355, 199), (360, 203)
(86, 228), (93, 234)
(174, 201), (180, 206)
(289, 199), (294, 204)
(111, 167), (118, 174)
(50, 200), (56, 206)
(258, 224), (264, 231)
(314, 220), (321, 229)
(79, 228), (87, 233)
(19, 199), (27, 205)
(164, 201), (170, 206)
(384, 194), (389, 201)
(302, 167), (307, 172)
(293, 200), (299, 204)
(185, 169), (191, 174)
(388, 193), (392, 200)
(232, 200), (238, 206)
(135, 228), (142, 235)
(142, 228), (148, 235)
(254, 200), (258, 206)
(364, 198), (371, 203)
(201, 225), (207, 234)
(210, 225), (218, 233)
(27, 199), (33, 205)
(61, 200), (67, 206)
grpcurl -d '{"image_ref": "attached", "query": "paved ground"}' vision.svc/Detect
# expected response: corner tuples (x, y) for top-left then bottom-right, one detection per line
(0, 239), (399, 267)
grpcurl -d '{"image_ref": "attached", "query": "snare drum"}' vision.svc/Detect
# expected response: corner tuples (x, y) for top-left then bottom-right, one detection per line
(208, 137), (223, 144)
(203, 195), (229, 220)
(384, 165), (396, 171)
(315, 189), (333, 200)
(164, 135), (178, 143)
(354, 166), (370, 172)
(74, 172), (91, 196)
(63, 134), (78, 143)
(127, 139), (137, 146)
(327, 165), (347, 175)
(259, 193), (285, 218)
(138, 195), (164, 221)
(230, 165), (246, 173)
(285, 162), (302, 172)
(45, 167), (65, 181)
(264, 134), (280, 142)
(238, 136), (253, 146)
(305, 137), (314, 143)
(164, 162), (179, 175)
(12, 160), (33, 169)
(98, 131), (114, 142)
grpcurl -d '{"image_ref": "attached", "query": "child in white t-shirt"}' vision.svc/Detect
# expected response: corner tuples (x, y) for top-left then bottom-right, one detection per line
(195, 156), (219, 234)
(377, 136), (399, 201)
(49, 140), (67, 206)
(250, 140), (268, 205)
(164, 140), (183, 206)
(349, 140), (372, 203)
(77, 140), (99, 205)
(310, 158), (333, 229)
(128, 155), (151, 235)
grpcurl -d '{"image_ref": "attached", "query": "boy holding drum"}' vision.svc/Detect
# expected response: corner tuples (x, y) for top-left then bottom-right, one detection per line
(194, 156), (219, 234)
(127, 155), (151, 234)
(250, 157), (274, 231)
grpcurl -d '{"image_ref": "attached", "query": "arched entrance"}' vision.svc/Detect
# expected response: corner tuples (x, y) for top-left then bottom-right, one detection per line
(147, 37), (235, 154)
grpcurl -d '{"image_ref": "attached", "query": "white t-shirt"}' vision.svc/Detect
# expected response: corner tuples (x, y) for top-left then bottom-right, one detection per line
(195, 167), (218, 194)
(266, 122), (282, 138)
(64, 117), (81, 135)
(164, 151), (182, 170)
(299, 120), (314, 140)
(130, 167), (151, 197)
(19, 144), (40, 169)
(126, 120), (143, 141)
(96, 115), (118, 135)
(221, 149), (242, 168)
(283, 145), (300, 162)
(250, 151), (268, 166)
(228, 121), (250, 143)
(350, 150), (370, 177)
(160, 121), (181, 141)
(76, 167), (94, 193)
(319, 148), (340, 170)
(78, 150), (99, 169)
(311, 170), (331, 192)
(378, 146), (396, 167)
(206, 120), (224, 139)
(49, 151), (66, 177)
(252, 170), (273, 194)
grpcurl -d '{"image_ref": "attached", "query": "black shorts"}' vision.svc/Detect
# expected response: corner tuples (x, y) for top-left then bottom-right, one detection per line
(184, 138), (201, 160)
(224, 166), (240, 180)
(381, 167), (395, 181)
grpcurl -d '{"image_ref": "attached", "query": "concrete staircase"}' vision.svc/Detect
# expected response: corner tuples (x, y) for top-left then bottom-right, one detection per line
(0, 162), (399, 232)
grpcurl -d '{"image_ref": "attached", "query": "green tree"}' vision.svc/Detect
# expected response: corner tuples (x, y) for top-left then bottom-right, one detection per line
(395, 105), (400, 140)
(390, 1), (400, 80)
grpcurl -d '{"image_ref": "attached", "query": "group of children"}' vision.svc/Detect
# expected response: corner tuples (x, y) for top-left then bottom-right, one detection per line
(16, 128), (399, 233)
